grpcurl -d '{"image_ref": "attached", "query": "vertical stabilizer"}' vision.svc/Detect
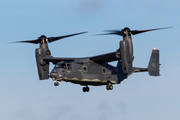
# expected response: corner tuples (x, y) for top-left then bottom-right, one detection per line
(148, 49), (160, 76)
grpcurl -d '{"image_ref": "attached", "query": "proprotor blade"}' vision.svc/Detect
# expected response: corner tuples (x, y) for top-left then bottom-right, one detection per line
(131, 27), (172, 35)
(13, 39), (40, 44)
(97, 30), (123, 36)
(48, 31), (87, 43)
(13, 31), (87, 44)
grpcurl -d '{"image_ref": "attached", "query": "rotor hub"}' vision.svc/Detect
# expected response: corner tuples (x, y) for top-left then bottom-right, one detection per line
(122, 27), (131, 36)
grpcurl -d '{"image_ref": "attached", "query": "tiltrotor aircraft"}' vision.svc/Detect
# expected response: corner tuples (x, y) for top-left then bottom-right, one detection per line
(15, 27), (168, 92)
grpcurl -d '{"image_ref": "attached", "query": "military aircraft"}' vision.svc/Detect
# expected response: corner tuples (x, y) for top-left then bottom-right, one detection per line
(14, 27), (169, 92)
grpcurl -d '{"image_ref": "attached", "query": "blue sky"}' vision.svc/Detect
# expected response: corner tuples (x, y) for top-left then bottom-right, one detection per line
(0, 0), (180, 120)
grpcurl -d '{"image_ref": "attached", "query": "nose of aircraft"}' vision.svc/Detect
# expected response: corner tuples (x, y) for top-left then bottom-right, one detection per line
(50, 69), (58, 78)
(50, 69), (63, 80)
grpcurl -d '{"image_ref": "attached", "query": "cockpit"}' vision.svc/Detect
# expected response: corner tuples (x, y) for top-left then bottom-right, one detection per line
(54, 62), (72, 71)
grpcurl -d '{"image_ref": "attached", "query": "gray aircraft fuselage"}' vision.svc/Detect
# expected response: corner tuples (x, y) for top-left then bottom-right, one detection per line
(50, 60), (126, 86)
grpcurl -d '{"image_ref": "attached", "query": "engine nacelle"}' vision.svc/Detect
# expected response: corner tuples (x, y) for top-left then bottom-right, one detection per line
(40, 58), (47, 66)
(116, 49), (121, 58)
(35, 48), (50, 80)
(120, 41), (132, 73)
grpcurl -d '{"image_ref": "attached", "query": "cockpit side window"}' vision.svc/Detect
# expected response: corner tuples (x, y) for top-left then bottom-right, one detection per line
(61, 63), (66, 69)
(55, 63), (66, 69)
(54, 63), (72, 70)
(66, 63), (72, 71)
(55, 64), (60, 68)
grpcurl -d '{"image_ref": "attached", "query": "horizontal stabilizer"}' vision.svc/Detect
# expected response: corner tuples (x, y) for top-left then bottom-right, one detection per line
(148, 49), (160, 76)
(127, 67), (147, 76)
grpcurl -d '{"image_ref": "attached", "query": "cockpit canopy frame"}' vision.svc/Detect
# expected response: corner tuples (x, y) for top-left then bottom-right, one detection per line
(54, 62), (72, 71)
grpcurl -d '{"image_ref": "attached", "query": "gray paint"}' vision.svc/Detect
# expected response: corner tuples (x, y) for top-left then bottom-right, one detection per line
(148, 49), (160, 76)
(50, 60), (125, 86)
(14, 28), (164, 91)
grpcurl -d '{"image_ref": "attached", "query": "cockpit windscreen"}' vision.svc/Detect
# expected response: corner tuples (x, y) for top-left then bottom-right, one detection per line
(54, 63), (72, 70)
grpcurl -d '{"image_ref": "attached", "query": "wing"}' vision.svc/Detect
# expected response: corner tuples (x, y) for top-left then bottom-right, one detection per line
(43, 52), (120, 64)
(89, 52), (120, 63)
(43, 56), (75, 64)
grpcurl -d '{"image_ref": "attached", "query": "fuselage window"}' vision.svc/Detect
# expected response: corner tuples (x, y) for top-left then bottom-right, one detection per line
(82, 66), (88, 72)
(102, 67), (106, 74)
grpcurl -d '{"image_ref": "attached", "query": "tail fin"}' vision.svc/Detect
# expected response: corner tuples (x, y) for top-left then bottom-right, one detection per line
(148, 49), (160, 76)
